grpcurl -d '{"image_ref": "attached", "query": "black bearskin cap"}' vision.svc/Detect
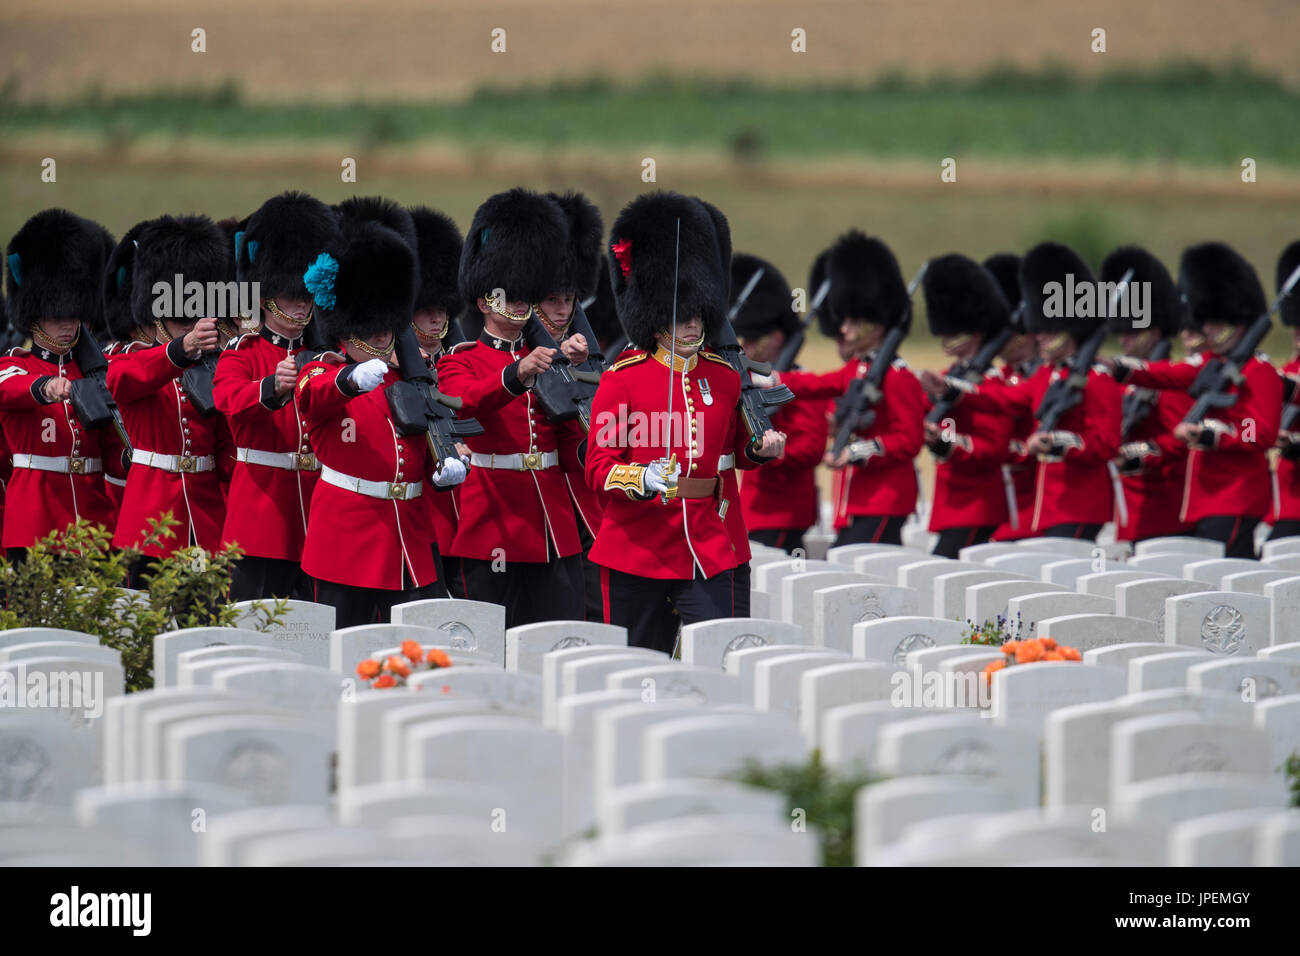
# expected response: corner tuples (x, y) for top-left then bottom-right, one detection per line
(547, 191), (604, 299)
(1277, 240), (1300, 328)
(808, 248), (836, 338)
(729, 252), (797, 339)
(309, 219), (418, 344)
(1020, 242), (1098, 340)
(1100, 245), (1184, 337)
(460, 188), (567, 307)
(131, 214), (231, 327)
(408, 206), (464, 316)
(237, 191), (339, 302)
(922, 253), (1010, 338)
(1178, 242), (1266, 328)
(826, 230), (908, 329)
(5, 208), (111, 335)
(103, 218), (154, 340)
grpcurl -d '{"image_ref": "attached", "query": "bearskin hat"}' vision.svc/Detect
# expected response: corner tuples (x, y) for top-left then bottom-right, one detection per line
(606, 191), (731, 352)
(825, 230), (908, 330)
(130, 214), (231, 328)
(5, 209), (111, 336)
(460, 188), (567, 308)
(336, 196), (417, 253)
(808, 248), (836, 338)
(922, 253), (1010, 339)
(1100, 246), (1183, 337)
(1277, 240), (1300, 328)
(215, 215), (247, 282)
(982, 252), (1023, 330)
(306, 219), (417, 344)
(1178, 242), (1265, 328)
(103, 218), (155, 340)
(237, 191), (339, 302)
(1019, 242), (1098, 339)
(546, 191), (604, 299)
(583, 254), (625, 351)
(729, 252), (797, 339)
(407, 206), (463, 316)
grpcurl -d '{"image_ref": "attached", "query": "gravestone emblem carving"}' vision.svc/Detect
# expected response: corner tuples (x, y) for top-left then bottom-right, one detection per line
(1174, 741), (1229, 774)
(1200, 605), (1245, 655)
(856, 593), (885, 622)
(892, 633), (935, 665)
(721, 634), (767, 668)
(937, 739), (997, 776)
(220, 741), (290, 805)
(437, 621), (476, 652)
(549, 636), (590, 652)
(0, 737), (51, 802)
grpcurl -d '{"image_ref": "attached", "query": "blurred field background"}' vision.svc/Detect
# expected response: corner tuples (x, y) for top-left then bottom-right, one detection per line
(4, 0), (1300, 493)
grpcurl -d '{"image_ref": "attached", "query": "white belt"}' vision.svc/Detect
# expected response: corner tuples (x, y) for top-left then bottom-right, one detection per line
(320, 464), (423, 501)
(12, 453), (102, 475)
(105, 474), (127, 488)
(468, 450), (558, 471)
(131, 449), (216, 474)
(237, 447), (320, 472)
(717, 454), (735, 471)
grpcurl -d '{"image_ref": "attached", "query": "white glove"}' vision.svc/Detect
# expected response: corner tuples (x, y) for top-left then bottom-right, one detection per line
(643, 460), (681, 495)
(350, 358), (388, 393)
(432, 456), (468, 488)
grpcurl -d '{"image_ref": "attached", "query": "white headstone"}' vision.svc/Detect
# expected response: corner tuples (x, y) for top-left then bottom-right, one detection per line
(233, 599), (335, 667)
(1077, 570), (1168, 598)
(597, 779), (786, 835)
(874, 714), (1040, 807)
(74, 782), (249, 865)
(556, 689), (643, 837)
(0, 628), (97, 650)
(821, 700), (951, 771)
(933, 570), (1028, 620)
(154, 627), (270, 688)
(406, 668), (543, 718)
(781, 571), (879, 629)
(855, 776), (1016, 862)
(210, 662), (345, 731)
(679, 617), (804, 671)
(1134, 536), (1224, 558)
(1264, 577), (1300, 648)
(0, 642), (120, 665)
(814, 584), (919, 652)
(1168, 808), (1290, 866)
(604, 663), (744, 707)
(1183, 558), (1262, 585)
(1164, 591), (1270, 655)
(506, 621), (627, 673)
(965, 580), (1067, 633)
(799, 661), (899, 745)
(852, 616), (967, 664)
(1255, 694), (1300, 777)
(541, 645), (664, 727)
(1035, 613), (1158, 651)
(991, 661), (1124, 736)
(1125, 553), (1198, 577)
(1186, 658), (1300, 701)
(1083, 642), (1171, 669)
(1041, 558), (1110, 588)
(984, 551), (1074, 578)
(1005, 592), (1114, 631)
(1221, 569), (1292, 594)
(1127, 651), (1216, 692)
(390, 598), (507, 666)
(1261, 536), (1300, 560)
(0, 710), (99, 805)
(1110, 713), (1273, 792)
(592, 700), (706, 802)
(164, 714), (333, 805)
(642, 713), (806, 783)
(1113, 773), (1290, 829)
(1113, 578), (1211, 638)
(328, 623), (448, 676)
(752, 651), (847, 717)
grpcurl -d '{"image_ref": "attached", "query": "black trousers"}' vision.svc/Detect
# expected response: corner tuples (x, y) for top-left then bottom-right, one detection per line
(834, 515), (906, 548)
(457, 552), (585, 629)
(1195, 515), (1261, 559)
(317, 573), (444, 631)
(932, 525), (997, 560)
(429, 546), (455, 600)
(577, 521), (603, 623)
(731, 560), (751, 618)
(229, 555), (316, 603)
(601, 565), (736, 654)
(1041, 523), (1103, 541)
(749, 527), (811, 555)
(1267, 519), (1300, 542)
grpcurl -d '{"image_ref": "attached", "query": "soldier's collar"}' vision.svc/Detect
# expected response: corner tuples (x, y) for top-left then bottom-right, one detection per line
(653, 345), (697, 373)
(260, 325), (303, 348)
(34, 346), (66, 364)
(479, 329), (524, 353)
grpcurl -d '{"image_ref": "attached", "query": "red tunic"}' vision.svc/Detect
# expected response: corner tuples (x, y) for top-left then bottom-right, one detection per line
(213, 330), (320, 562)
(107, 339), (227, 557)
(780, 357), (924, 521)
(0, 348), (116, 548)
(1277, 358), (1300, 522)
(990, 364), (1038, 541)
(961, 362), (1121, 531)
(437, 337), (585, 563)
(296, 357), (439, 590)
(1124, 352), (1281, 523)
(1115, 385), (1194, 541)
(738, 387), (828, 533)
(924, 364), (1013, 531)
(586, 349), (765, 580)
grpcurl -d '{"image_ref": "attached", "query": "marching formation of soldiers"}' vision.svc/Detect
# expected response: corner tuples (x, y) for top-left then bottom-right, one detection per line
(3, 187), (1299, 650)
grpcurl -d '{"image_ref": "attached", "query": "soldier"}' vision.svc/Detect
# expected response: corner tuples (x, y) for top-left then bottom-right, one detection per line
(586, 191), (784, 652)
(107, 215), (234, 579)
(729, 252), (828, 557)
(981, 252), (1039, 542)
(1103, 246), (1194, 543)
(921, 243), (1121, 540)
(213, 191), (338, 601)
(296, 218), (467, 627)
(919, 254), (1014, 557)
(1273, 240), (1300, 541)
(0, 209), (116, 557)
(407, 205), (467, 596)
(770, 232), (924, 547)
(438, 188), (588, 626)
(1108, 243), (1281, 558)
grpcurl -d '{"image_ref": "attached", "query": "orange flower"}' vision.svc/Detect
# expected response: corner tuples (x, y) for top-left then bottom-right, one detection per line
(385, 655), (411, 678)
(983, 659), (1007, 676)
(401, 640), (424, 663)
(373, 673), (397, 689)
(426, 648), (452, 668)
(1040, 637), (1057, 650)
(1043, 650), (1064, 661)
(1001, 641), (1020, 656)
(1059, 645), (1082, 661)
(1015, 640), (1044, 664)
(356, 658), (380, 680)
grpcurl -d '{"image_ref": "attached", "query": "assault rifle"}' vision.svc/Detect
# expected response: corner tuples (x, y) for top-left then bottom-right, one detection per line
(69, 327), (133, 456)
(714, 302), (795, 444)
(386, 325), (485, 467)
(521, 311), (601, 431)
(1119, 337), (1172, 439)
(925, 324), (1014, 426)
(830, 262), (928, 456)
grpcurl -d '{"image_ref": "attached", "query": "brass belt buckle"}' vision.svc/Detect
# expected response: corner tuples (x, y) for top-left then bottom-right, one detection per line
(388, 481), (408, 500)
(69, 457), (85, 475)
(522, 452), (542, 470)
(178, 455), (197, 473)
(295, 453), (318, 471)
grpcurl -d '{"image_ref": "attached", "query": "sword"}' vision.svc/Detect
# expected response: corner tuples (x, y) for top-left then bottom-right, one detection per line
(727, 266), (765, 323)
(658, 218), (681, 505)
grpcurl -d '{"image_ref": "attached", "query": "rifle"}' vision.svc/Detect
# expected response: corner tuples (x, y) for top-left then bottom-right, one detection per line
(714, 300), (796, 445)
(772, 277), (829, 373)
(925, 325), (1014, 426)
(181, 350), (221, 417)
(386, 325), (485, 467)
(69, 328), (133, 457)
(830, 262), (927, 456)
(1183, 262), (1300, 426)
(1119, 337), (1172, 439)
(1035, 268), (1134, 434)
(520, 311), (601, 431)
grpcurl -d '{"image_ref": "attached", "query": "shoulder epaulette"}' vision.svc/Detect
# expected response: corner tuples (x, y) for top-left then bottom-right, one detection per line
(699, 350), (734, 369)
(229, 332), (258, 350)
(448, 340), (477, 355)
(609, 351), (649, 372)
(6, 347), (31, 358)
(891, 357), (910, 370)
